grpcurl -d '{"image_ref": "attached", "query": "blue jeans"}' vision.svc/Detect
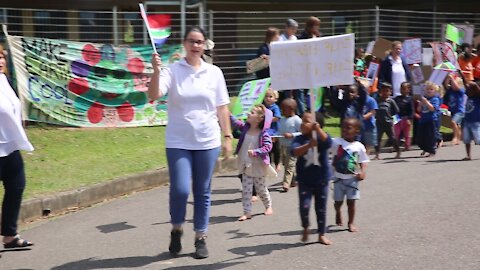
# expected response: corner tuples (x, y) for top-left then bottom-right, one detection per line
(166, 147), (220, 233)
(1, 151), (26, 236)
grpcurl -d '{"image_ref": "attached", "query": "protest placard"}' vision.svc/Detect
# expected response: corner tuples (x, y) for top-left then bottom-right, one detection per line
(371, 37), (392, 60)
(402, 38), (422, 64)
(269, 33), (354, 90)
(421, 65), (433, 82)
(455, 24), (474, 45)
(366, 62), (379, 81)
(412, 84), (424, 97)
(230, 78), (271, 119)
(422, 48), (433, 66)
(430, 42), (459, 68)
(446, 24), (461, 44)
(246, 57), (269, 74)
(428, 69), (449, 86)
(365, 40), (375, 54)
(411, 64), (425, 84)
(474, 35), (480, 48)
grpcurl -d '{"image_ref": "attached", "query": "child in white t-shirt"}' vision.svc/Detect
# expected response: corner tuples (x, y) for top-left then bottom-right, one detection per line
(331, 118), (369, 233)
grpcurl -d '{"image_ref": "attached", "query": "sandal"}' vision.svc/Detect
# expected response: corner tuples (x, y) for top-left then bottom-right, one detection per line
(3, 236), (34, 249)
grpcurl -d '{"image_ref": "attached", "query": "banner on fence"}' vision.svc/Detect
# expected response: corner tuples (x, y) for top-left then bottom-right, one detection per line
(269, 33), (354, 90)
(7, 34), (184, 127)
(231, 78), (271, 119)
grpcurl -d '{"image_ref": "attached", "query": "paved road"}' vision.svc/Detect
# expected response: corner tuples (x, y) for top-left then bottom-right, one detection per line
(1, 144), (480, 270)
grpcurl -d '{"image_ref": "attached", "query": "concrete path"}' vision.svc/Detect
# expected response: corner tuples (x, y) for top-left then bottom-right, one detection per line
(1, 144), (480, 270)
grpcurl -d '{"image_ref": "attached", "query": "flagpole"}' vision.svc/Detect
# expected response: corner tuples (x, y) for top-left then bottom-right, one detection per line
(309, 88), (319, 166)
(139, 3), (158, 54)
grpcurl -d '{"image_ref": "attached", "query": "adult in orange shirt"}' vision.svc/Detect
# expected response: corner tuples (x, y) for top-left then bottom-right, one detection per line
(458, 43), (474, 82)
(472, 44), (480, 81)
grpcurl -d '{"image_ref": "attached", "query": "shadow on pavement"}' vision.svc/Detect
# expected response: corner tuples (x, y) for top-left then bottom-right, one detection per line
(209, 215), (239, 225)
(96, 222), (136, 234)
(0, 248), (32, 253)
(424, 158), (477, 163)
(166, 261), (246, 270)
(228, 243), (302, 258)
(211, 188), (241, 195)
(50, 252), (181, 270)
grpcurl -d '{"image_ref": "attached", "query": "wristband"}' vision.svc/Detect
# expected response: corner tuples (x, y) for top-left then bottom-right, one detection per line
(224, 134), (233, 139)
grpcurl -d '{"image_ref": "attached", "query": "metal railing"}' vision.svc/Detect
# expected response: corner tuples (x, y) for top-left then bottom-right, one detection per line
(1, 7), (479, 94)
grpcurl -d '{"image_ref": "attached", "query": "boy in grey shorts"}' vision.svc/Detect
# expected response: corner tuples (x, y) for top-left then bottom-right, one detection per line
(331, 118), (370, 232)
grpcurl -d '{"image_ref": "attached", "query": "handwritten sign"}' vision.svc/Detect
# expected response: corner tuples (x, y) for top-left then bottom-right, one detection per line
(428, 69), (448, 86)
(422, 48), (433, 66)
(446, 24), (461, 44)
(230, 78), (271, 119)
(411, 64), (425, 84)
(402, 38), (422, 64)
(430, 42), (459, 69)
(269, 33), (354, 90)
(365, 40), (375, 54)
(366, 62), (379, 81)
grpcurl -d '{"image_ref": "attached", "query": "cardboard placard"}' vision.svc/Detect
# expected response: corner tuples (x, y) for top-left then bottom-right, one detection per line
(421, 65), (433, 82)
(422, 48), (433, 66)
(371, 37), (392, 60)
(403, 38), (422, 64)
(411, 64), (425, 84)
(474, 35), (480, 48)
(366, 62), (379, 81)
(246, 56), (269, 74)
(365, 40), (375, 54)
(428, 69), (449, 86)
(446, 24), (461, 44)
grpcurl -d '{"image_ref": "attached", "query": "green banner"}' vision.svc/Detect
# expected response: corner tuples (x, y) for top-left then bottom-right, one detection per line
(7, 35), (184, 127)
(231, 78), (271, 120)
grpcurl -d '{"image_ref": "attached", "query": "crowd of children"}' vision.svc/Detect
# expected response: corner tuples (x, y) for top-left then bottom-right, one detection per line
(231, 18), (480, 246)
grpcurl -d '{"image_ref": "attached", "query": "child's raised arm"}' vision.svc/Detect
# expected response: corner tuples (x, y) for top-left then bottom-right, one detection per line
(230, 114), (246, 131)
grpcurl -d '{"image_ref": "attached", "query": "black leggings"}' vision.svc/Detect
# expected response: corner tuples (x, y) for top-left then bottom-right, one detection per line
(1, 151), (26, 236)
(375, 122), (399, 153)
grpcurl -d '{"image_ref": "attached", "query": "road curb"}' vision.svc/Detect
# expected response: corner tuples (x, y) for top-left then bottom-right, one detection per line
(19, 157), (239, 224)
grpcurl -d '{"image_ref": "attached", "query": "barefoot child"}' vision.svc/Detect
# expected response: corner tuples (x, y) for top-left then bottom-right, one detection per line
(332, 118), (369, 232)
(231, 105), (274, 221)
(292, 111), (333, 245)
(443, 75), (466, 145)
(462, 81), (480, 160)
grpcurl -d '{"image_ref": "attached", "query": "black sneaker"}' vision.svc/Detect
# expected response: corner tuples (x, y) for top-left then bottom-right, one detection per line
(169, 229), (183, 255)
(194, 236), (209, 259)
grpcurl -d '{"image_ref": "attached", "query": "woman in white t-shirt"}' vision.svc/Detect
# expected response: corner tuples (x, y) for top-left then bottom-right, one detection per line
(0, 46), (35, 250)
(148, 26), (232, 259)
(379, 41), (412, 97)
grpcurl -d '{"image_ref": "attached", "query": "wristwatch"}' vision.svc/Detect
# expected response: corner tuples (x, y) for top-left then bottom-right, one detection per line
(224, 134), (233, 139)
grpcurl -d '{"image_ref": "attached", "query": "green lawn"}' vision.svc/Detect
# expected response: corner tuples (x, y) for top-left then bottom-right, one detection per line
(16, 125), (167, 199)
